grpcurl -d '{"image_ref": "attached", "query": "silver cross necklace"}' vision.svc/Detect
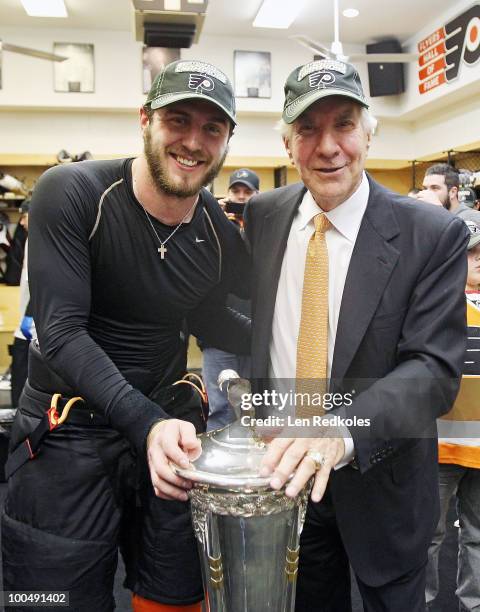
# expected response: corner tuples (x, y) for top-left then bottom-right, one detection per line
(139, 198), (198, 260)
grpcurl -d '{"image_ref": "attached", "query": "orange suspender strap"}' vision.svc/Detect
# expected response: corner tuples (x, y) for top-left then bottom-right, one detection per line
(132, 594), (202, 612)
(4, 394), (84, 480)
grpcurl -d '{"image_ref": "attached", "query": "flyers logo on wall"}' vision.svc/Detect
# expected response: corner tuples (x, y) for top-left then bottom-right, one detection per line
(418, 4), (480, 94)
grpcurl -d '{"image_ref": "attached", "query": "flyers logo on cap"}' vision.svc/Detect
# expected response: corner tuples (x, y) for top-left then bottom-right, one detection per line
(235, 170), (249, 178)
(309, 71), (336, 88)
(188, 74), (215, 93)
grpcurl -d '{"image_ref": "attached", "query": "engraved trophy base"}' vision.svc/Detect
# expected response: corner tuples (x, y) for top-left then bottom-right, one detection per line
(191, 487), (308, 612)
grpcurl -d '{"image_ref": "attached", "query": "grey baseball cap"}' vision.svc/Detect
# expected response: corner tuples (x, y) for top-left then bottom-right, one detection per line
(283, 58), (369, 124)
(465, 220), (480, 249)
(459, 187), (477, 209)
(229, 168), (259, 191)
(145, 59), (236, 126)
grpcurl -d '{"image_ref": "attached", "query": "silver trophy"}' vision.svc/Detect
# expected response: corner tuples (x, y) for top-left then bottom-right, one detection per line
(173, 371), (311, 611)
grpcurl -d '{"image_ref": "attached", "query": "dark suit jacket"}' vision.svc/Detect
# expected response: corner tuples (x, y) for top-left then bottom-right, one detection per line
(244, 175), (469, 586)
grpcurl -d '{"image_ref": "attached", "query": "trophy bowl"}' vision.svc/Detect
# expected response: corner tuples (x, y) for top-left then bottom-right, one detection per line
(173, 372), (311, 612)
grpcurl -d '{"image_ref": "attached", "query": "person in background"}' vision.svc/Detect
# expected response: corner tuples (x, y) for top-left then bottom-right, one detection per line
(426, 219), (480, 612)
(0, 212), (11, 282)
(202, 168), (259, 430)
(0, 203), (30, 395)
(408, 187), (420, 198)
(219, 168), (260, 217)
(9, 201), (35, 408)
(458, 186), (478, 211)
(474, 187), (480, 211)
(419, 163), (480, 222)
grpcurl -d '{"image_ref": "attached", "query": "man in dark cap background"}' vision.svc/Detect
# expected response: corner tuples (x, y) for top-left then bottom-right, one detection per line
(220, 167), (260, 212)
(201, 167), (259, 430)
(242, 59), (468, 611)
(2, 59), (250, 612)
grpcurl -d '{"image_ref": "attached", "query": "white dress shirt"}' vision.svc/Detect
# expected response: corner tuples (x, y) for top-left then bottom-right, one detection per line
(269, 172), (370, 465)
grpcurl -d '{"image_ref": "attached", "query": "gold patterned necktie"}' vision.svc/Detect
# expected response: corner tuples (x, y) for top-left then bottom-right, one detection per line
(296, 213), (330, 419)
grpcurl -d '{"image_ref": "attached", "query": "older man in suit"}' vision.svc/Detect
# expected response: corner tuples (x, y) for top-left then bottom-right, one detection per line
(244, 60), (469, 611)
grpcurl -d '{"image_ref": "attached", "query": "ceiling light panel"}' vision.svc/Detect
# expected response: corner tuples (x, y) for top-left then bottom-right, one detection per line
(342, 8), (359, 18)
(21, 0), (68, 18)
(253, 0), (307, 29)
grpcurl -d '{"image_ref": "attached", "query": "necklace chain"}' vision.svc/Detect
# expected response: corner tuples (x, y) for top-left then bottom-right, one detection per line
(139, 199), (197, 259)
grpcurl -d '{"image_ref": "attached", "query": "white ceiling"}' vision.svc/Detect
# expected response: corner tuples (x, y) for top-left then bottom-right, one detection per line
(0, 0), (455, 47)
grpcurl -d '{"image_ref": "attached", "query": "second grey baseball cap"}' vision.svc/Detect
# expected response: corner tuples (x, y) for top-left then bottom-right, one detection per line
(283, 58), (369, 124)
(464, 220), (480, 249)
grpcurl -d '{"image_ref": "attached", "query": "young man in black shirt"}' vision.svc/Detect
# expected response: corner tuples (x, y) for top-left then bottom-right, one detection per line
(2, 60), (250, 612)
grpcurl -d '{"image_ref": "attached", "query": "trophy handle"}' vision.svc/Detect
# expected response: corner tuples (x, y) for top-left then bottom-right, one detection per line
(218, 370), (252, 420)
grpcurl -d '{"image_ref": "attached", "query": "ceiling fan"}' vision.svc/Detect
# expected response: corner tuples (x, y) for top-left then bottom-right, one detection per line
(0, 40), (67, 62)
(291, 0), (418, 63)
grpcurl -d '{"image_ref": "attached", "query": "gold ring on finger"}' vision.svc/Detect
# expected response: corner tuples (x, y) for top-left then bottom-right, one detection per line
(305, 450), (326, 471)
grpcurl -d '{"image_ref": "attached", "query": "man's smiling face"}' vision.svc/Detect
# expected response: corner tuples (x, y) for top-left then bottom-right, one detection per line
(284, 96), (370, 211)
(142, 99), (231, 198)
